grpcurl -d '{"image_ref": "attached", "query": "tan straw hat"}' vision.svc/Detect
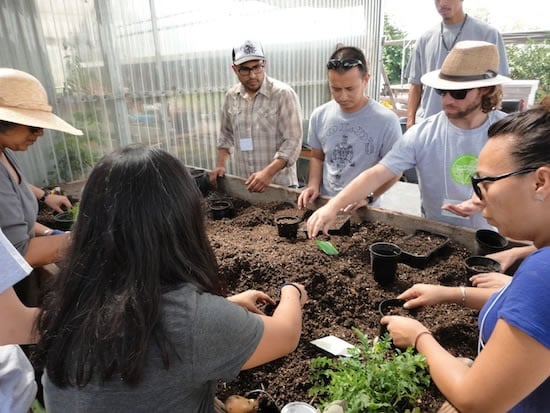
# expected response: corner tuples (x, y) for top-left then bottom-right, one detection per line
(421, 41), (510, 90)
(0, 68), (82, 135)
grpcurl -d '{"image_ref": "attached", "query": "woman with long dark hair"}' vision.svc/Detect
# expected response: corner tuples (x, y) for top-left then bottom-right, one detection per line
(37, 144), (306, 412)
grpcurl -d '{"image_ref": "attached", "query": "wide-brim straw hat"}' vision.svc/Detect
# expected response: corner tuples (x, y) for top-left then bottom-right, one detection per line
(0, 68), (82, 135)
(421, 40), (510, 90)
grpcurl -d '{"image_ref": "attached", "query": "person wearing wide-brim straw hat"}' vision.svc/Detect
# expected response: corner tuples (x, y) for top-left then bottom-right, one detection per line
(0, 68), (82, 286)
(421, 40), (510, 91)
(306, 40), (511, 239)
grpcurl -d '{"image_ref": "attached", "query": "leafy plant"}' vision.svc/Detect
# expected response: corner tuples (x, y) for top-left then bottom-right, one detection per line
(506, 40), (549, 102)
(309, 329), (430, 413)
(382, 14), (410, 86)
(69, 203), (79, 220)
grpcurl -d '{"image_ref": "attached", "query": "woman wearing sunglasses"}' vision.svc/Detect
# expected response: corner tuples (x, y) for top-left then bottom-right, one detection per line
(381, 99), (550, 412)
(0, 68), (82, 279)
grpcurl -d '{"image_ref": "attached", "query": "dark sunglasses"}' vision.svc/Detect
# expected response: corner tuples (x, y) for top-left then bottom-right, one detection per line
(434, 88), (471, 100)
(28, 126), (43, 133)
(326, 59), (363, 70)
(471, 167), (538, 200)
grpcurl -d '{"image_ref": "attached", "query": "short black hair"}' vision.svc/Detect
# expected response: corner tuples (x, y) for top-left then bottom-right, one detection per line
(329, 46), (368, 75)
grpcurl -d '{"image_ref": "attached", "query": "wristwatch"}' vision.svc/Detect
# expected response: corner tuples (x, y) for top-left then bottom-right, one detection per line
(38, 188), (49, 202)
(367, 192), (375, 204)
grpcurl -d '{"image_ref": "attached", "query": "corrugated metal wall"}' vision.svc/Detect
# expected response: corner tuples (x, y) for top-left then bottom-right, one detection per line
(0, 0), (383, 185)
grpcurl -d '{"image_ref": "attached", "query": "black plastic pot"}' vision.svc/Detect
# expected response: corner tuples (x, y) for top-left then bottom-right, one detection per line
(475, 229), (509, 255)
(369, 242), (402, 287)
(275, 215), (301, 239)
(209, 199), (234, 220)
(52, 212), (75, 231)
(188, 168), (211, 196)
(464, 255), (502, 279)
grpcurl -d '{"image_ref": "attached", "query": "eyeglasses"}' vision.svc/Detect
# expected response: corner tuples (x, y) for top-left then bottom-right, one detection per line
(326, 59), (363, 70)
(471, 167), (538, 200)
(434, 88), (471, 100)
(237, 63), (265, 76)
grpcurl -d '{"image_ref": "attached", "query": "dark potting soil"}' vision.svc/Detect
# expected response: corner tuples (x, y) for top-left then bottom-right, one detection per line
(207, 197), (478, 413)
(36, 193), (478, 412)
(395, 230), (449, 256)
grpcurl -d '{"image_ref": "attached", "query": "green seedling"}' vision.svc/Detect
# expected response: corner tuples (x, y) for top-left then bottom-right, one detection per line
(69, 203), (79, 220)
(309, 329), (430, 413)
(316, 240), (339, 255)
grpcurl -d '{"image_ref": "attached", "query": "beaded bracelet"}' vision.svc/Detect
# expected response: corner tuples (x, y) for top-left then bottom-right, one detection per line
(414, 330), (433, 349)
(280, 282), (302, 300)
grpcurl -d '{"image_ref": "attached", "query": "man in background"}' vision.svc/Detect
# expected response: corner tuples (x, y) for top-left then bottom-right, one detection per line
(306, 41), (510, 237)
(406, 0), (509, 129)
(210, 40), (302, 192)
(297, 46), (401, 209)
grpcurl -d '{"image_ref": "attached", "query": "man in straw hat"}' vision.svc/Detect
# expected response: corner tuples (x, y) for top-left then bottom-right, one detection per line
(306, 40), (510, 238)
(0, 68), (82, 298)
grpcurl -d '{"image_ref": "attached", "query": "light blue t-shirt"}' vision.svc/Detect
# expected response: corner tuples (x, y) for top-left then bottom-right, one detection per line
(407, 15), (510, 120)
(479, 247), (550, 412)
(307, 98), (401, 197)
(380, 110), (506, 229)
(0, 228), (32, 293)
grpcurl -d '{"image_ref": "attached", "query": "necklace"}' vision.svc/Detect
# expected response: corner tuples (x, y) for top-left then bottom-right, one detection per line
(440, 14), (468, 52)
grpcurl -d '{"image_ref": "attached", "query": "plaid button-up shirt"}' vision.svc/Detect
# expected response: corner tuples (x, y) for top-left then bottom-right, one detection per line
(218, 76), (303, 187)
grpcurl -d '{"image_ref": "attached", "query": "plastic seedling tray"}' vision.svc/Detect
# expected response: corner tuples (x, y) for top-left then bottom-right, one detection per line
(397, 229), (450, 268)
(298, 212), (351, 236)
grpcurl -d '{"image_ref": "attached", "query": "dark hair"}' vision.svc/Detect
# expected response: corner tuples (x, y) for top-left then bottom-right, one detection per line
(0, 120), (20, 134)
(36, 144), (222, 387)
(488, 95), (550, 168)
(329, 46), (368, 75)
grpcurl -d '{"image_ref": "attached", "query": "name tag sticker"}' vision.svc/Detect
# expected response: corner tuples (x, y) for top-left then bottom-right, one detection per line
(239, 137), (253, 151)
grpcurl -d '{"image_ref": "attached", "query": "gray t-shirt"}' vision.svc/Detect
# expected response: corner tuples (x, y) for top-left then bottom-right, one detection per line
(408, 15), (509, 120)
(0, 150), (38, 255)
(308, 98), (400, 197)
(43, 284), (264, 412)
(380, 110), (506, 229)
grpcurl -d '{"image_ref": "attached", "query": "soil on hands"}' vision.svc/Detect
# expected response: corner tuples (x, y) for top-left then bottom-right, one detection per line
(208, 197), (478, 413)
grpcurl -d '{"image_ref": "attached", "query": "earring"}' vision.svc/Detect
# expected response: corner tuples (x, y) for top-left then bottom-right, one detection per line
(535, 194), (544, 202)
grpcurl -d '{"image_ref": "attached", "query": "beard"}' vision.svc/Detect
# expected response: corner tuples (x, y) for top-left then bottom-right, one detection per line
(444, 93), (483, 119)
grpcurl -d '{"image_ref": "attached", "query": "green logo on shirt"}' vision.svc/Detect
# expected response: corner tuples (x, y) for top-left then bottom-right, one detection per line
(450, 154), (478, 185)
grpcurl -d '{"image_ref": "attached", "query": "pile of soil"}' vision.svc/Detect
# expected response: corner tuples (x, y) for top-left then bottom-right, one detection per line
(37, 192), (479, 412)
(207, 196), (478, 412)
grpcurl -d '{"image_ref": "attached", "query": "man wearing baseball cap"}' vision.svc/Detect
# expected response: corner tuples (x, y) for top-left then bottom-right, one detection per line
(306, 40), (511, 237)
(210, 40), (303, 192)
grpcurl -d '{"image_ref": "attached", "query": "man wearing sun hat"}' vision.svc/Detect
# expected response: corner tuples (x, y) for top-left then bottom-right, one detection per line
(210, 40), (303, 192)
(305, 41), (510, 237)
